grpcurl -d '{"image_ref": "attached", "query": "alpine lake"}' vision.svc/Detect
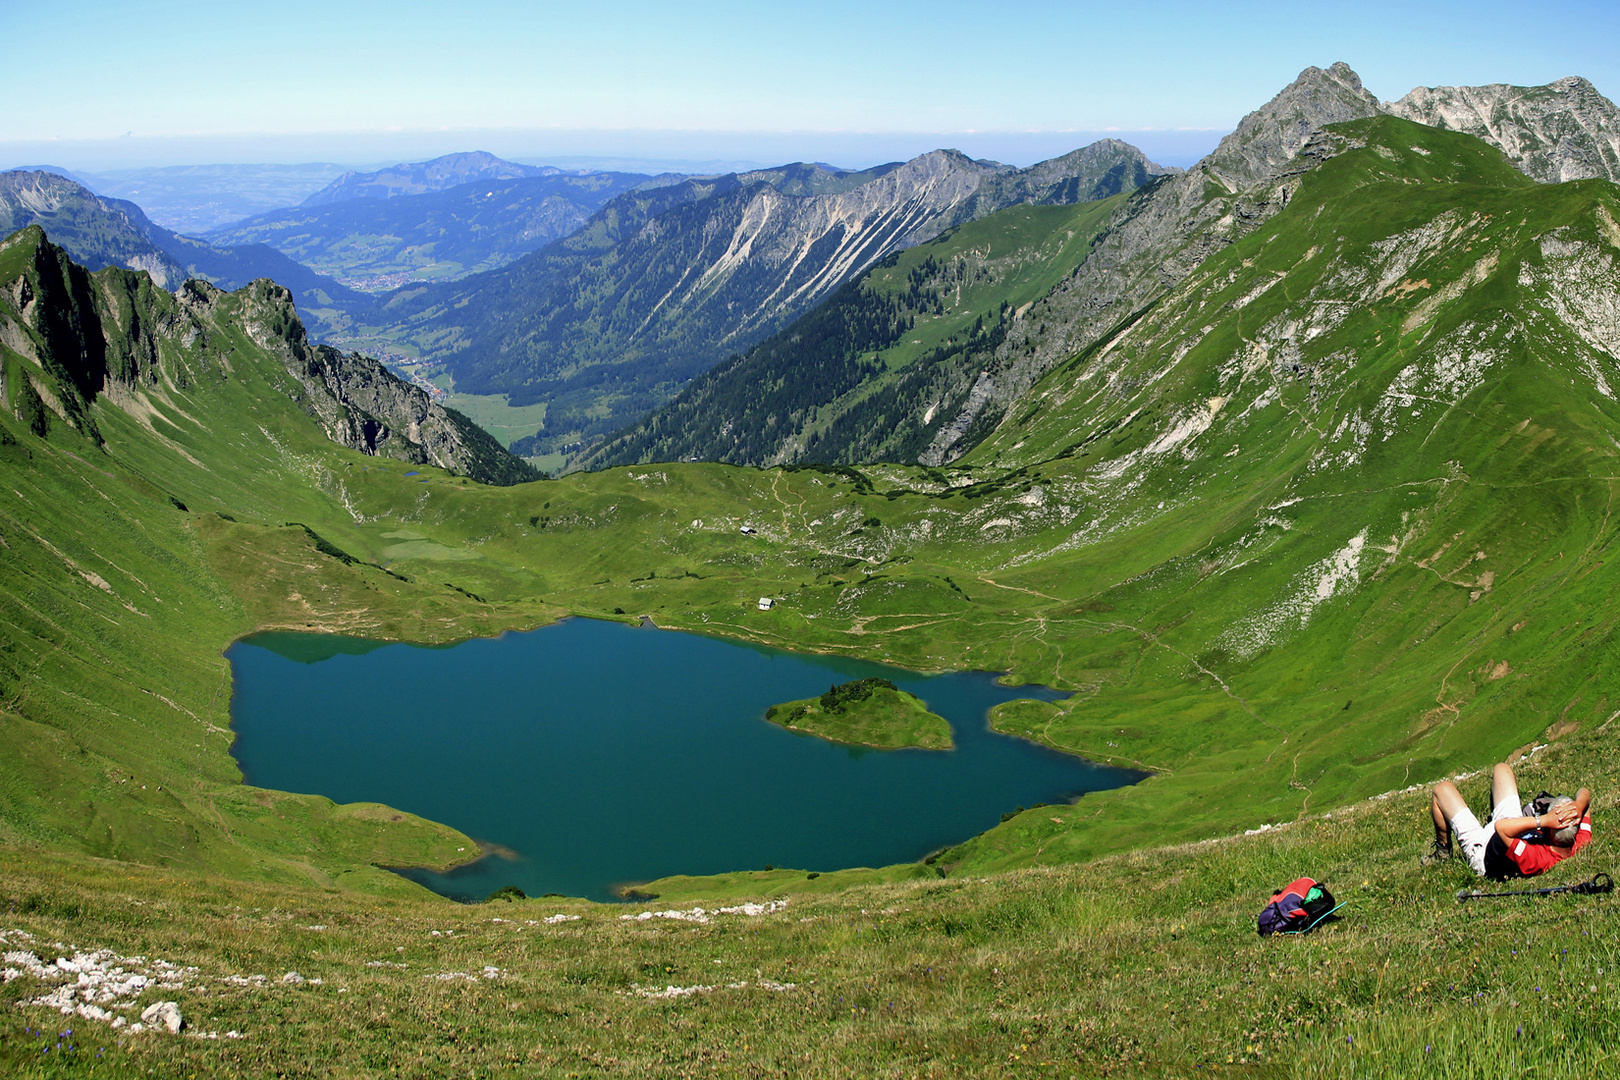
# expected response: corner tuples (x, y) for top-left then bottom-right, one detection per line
(227, 617), (1139, 902)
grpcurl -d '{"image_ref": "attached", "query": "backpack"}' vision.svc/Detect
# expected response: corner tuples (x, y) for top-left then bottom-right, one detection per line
(1257, 877), (1338, 936)
(1523, 791), (1557, 818)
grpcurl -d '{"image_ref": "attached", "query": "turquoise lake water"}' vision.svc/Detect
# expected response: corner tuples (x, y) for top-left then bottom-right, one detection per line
(227, 617), (1139, 902)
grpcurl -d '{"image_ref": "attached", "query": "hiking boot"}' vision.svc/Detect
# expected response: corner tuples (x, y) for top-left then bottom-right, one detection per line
(1420, 840), (1453, 867)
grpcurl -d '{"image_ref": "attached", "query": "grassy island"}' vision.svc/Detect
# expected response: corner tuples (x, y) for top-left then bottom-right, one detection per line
(765, 677), (952, 749)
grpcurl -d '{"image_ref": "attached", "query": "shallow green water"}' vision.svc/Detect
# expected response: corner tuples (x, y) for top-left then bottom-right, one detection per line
(229, 617), (1137, 901)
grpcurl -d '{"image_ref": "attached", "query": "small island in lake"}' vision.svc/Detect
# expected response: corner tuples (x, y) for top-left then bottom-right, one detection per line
(765, 677), (952, 750)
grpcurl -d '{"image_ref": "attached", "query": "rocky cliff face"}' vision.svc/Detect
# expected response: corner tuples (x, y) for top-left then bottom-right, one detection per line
(0, 227), (536, 485)
(1203, 62), (1383, 190)
(231, 279), (537, 483)
(1387, 76), (1620, 183)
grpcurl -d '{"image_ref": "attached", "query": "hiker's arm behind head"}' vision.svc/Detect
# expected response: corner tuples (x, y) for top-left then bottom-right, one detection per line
(1575, 788), (1592, 817)
(1495, 814), (1540, 841)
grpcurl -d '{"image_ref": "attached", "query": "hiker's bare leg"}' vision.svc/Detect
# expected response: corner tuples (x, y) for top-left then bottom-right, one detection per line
(1492, 763), (1521, 814)
(1431, 781), (1466, 846)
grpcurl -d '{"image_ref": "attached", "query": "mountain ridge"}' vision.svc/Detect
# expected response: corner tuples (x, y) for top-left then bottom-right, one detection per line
(366, 138), (1174, 458)
(1387, 75), (1620, 183)
(600, 63), (1620, 472)
(301, 150), (568, 206)
(1, 225), (536, 485)
(0, 169), (367, 335)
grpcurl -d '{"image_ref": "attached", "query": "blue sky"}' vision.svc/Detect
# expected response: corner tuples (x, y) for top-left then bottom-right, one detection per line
(4, 0), (1618, 170)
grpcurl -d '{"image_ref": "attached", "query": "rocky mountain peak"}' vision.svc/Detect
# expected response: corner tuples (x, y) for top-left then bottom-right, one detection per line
(1199, 62), (1383, 190)
(1386, 76), (1620, 183)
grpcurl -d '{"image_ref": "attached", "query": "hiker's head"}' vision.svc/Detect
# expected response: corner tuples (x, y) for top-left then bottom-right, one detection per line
(1550, 796), (1580, 844)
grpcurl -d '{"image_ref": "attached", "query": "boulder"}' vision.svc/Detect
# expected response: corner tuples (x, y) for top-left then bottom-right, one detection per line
(139, 1000), (183, 1034)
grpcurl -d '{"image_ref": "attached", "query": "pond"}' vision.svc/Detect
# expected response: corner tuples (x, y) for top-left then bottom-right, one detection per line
(227, 617), (1139, 902)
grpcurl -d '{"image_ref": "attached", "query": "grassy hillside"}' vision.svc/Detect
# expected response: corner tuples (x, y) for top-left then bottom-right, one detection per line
(3, 115), (1617, 878)
(2, 728), (1613, 1077)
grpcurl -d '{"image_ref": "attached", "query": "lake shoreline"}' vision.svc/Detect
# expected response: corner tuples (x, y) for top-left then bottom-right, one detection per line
(228, 618), (1141, 903)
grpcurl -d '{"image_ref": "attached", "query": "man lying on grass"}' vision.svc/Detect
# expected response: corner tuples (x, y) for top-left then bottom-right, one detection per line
(1424, 761), (1593, 879)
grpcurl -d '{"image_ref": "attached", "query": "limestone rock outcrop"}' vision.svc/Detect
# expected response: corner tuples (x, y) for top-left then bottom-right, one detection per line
(1387, 76), (1620, 183)
(918, 63), (1385, 463)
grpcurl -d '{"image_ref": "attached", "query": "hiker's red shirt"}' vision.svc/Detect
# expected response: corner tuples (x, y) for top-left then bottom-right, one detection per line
(1507, 813), (1593, 876)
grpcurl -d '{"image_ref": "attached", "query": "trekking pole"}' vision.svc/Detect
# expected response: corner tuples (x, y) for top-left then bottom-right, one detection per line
(1456, 873), (1613, 903)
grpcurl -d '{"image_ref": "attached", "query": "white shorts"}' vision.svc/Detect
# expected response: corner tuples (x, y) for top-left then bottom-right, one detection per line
(1450, 793), (1519, 877)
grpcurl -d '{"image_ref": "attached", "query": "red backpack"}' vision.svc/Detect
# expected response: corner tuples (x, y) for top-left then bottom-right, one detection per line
(1257, 877), (1339, 936)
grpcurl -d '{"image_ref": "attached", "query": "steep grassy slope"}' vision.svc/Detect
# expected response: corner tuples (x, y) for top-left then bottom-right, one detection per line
(580, 195), (1129, 469)
(2, 730), (1614, 1078)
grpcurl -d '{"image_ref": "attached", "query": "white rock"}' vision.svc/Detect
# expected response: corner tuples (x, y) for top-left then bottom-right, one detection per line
(140, 1000), (183, 1034)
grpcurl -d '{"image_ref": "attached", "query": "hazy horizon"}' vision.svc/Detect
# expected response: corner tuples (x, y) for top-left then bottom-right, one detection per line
(7, 1), (1617, 178)
(0, 126), (1227, 178)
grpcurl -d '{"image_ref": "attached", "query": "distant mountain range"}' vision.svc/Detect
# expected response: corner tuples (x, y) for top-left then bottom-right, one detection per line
(300, 151), (579, 205)
(363, 141), (1175, 457)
